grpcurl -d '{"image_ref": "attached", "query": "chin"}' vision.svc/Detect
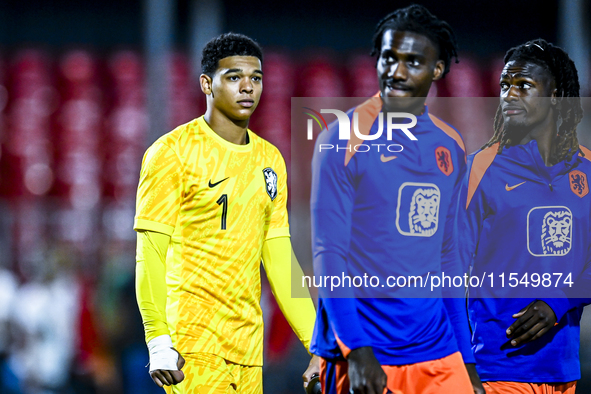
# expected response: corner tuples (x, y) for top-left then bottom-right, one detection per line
(230, 111), (253, 122)
(382, 95), (422, 111)
(503, 117), (528, 129)
(504, 123), (530, 141)
(235, 106), (256, 115)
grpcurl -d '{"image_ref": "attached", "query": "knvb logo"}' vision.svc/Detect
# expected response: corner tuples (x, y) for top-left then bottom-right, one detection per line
(303, 107), (418, 141)
(569, 170), (588, 198)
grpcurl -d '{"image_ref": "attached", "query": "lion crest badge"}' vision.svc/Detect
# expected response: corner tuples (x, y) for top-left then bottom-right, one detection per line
(541, 210), (572, 255)
(396, 182), (441, 237)
(435, 146), (453, 176)
(263, 168), (278, 201)
(569, 170), (588, 198)
(527, 206), (573, 257)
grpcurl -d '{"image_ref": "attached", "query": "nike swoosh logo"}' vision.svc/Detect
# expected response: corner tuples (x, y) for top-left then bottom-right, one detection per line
(208, 177), (229, 188)
(380, 154), (398, 162)
(505, 181), (526, 191)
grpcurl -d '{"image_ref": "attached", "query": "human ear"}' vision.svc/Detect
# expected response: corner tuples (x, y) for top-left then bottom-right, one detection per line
(432, 60), (445, 81)
(200, 74), (213, 95)
(550, 88), (558, 105)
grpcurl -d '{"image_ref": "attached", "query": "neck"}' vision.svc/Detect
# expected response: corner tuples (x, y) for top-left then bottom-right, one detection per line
(518, 119), (556, 167)
(204, 108), (249, 145)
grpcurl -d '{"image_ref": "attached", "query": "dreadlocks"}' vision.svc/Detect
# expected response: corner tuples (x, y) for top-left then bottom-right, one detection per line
(483, 38), (583, 164)
(370, 4), (459, 77)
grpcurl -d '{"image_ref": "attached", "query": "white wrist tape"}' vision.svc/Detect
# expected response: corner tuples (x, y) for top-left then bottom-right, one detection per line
(147, 335), (179, 373)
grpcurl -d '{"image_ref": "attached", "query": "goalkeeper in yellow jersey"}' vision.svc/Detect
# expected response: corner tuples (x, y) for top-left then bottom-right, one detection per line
(134, 32), (319, 393)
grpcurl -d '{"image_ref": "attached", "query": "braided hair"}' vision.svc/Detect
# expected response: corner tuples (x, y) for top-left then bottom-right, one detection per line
(370, 4), (459, 77)
(483, 38), (583, 163)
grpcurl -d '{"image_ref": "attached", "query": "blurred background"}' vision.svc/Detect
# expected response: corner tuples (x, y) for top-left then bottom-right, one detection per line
(0, 0), (589, 393)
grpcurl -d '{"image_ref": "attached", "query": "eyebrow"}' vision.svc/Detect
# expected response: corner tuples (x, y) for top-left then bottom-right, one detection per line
(223, 68), (264, 75)
(381, 48), (425, 58)
(500, 72), (533, 80)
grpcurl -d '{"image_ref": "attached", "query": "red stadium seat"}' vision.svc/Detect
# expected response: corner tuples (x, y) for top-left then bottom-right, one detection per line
(486, 56), (507, 97)
(53, 50), (103, 210)
(4, 50), (56, 198)
(168, 52), (201, 129)
(347, 53), (379, 98)
(297, 54), (345, 98)
(103, 51), (148, 205)
(103, 50), (148, 228)
(444, 56), (486, 97)
(0, 56), (7, 197)
(437, 56), (495, 153)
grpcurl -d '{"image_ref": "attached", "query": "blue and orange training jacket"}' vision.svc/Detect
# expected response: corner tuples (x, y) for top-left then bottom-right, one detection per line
(461, 140), (591, 382)
(310, 97), (474, 365)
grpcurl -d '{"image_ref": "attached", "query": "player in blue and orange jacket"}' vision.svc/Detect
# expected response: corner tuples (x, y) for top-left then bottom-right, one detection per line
(460, 39), (591, 394)
(310, 5), (483, 394)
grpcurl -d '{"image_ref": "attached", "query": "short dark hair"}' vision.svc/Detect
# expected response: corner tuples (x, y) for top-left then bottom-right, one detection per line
(201, 32), (263, 77)
(370, 4), (458, 77)
(483, 38), (583, 163)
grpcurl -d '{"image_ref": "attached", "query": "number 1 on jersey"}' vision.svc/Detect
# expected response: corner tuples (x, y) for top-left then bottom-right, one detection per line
(216, 194), (228, 230)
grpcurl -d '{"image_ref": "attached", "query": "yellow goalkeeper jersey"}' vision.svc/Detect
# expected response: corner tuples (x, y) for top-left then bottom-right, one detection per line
(134, 116), (290, 366)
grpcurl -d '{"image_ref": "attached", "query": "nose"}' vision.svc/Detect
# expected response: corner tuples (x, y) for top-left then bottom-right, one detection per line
(502, 85), (519, 102)
(388, 61), (407, 81)
(240, 78), (254, 94)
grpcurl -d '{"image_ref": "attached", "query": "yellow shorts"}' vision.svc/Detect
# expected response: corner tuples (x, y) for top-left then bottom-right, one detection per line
(483, 381), (576, 394)
(164, 353), (262, 394)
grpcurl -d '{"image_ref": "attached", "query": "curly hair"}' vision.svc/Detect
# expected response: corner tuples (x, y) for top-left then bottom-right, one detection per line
(370, 4), (458, 77)
(483, 38), (583, 164)
(201, 32), (263, 77)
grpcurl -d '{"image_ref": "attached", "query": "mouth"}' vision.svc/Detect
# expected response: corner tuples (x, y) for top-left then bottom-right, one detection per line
(237, 99), (255, 108)
(383, 80), (412, 97)
(503, 106), (525, 115)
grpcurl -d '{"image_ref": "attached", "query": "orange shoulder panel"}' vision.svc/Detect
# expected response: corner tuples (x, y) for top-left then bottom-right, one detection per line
(466, 143), (498, 209)
(579, 145), (591, 162)
(428, 113), (466, 156)
(344, 97), (382, 166)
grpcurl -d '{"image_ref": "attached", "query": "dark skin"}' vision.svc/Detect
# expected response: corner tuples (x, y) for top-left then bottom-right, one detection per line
(377, 29), (444, 116)
(151, 55), (321, 389)
(499, 60), (559, 343)
(506, 300), (557, 346)
(150, 348), (186, 387)
(500, 60), (558, 166)
(347, 347), (387, 394)
(349, 29), (484, 394)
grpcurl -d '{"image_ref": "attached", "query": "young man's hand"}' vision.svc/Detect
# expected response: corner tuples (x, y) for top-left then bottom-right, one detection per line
(150, 347), (186, 387)
(347, 347), (387, 394)
(506, 300), (557, 346)
(302, 354), (321, 390)
(464, 363), (485, 394)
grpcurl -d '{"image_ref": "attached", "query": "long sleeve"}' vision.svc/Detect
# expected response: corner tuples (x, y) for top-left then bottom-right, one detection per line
(136, 229), (171, 343)
(458, 154), (487, 276)
(542, 251), (591, 322)
(310, 130), (371, 356)
(441, 147), (475, 363)
(262, 236), (316, 351)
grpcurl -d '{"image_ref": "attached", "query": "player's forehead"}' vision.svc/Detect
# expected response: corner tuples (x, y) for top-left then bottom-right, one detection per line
(216, 56), (262, 74)
(380, 29), (438, 58)
(501, 59), (552, 82)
